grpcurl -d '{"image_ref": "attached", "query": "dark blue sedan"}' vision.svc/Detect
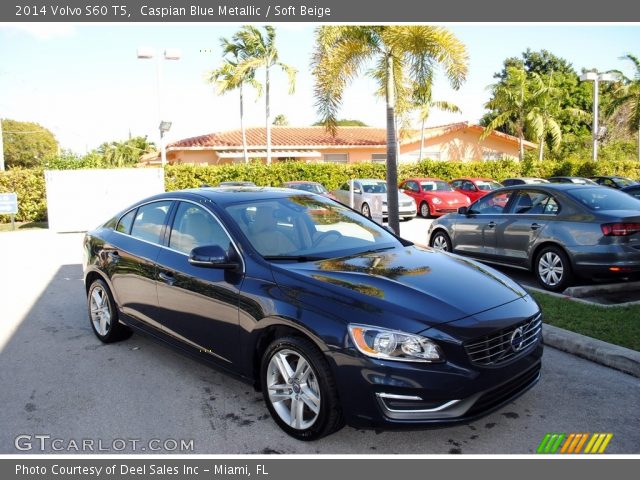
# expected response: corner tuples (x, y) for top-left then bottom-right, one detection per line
(83, 187), (542, 440)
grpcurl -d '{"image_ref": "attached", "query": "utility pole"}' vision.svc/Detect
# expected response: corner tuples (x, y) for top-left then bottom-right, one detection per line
(579, 72), (617, 161)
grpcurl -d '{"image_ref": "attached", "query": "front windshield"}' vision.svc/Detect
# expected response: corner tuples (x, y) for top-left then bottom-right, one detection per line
(361, 181), (387, 194)
(421, 181), (452, 191)
(289, 183), (327, 194)
(224, 195), (402, 259)
(476, 180), (502, 191)
(567, 187), (640, 211)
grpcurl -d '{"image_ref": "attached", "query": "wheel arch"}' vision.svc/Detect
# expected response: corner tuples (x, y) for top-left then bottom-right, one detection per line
(248, 318), (333, 391)
(529, 241), (574, 271)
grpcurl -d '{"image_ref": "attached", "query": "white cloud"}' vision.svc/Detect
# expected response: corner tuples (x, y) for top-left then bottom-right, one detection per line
(1, 23), (76, 40)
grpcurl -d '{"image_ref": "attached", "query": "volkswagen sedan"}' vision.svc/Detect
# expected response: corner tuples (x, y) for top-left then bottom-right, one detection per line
(83, 187), (542, 440)
(428, 184), (640, 291)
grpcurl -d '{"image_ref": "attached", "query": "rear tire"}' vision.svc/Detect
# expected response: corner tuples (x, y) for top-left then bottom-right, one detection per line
(534, 246), (572, 292)
(261, 336), (344, 441)
(361, 203), (371, 218)
(87, 279), (131, 343)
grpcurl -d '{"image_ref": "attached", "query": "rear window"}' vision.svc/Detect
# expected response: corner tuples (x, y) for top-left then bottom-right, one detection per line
(567, 187), (640, 211)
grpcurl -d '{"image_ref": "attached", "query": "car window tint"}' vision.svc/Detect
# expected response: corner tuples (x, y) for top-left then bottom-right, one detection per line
(512, 191), (558, 215)
(470, 191), (514, 214)
(462, 181), (475, 191)
(451, 180), (462, 188)
(116, 209), (136, 234)
(130, 201), (172, 244)
(169, 202), (231, 255)
(568, 187), (640, 211)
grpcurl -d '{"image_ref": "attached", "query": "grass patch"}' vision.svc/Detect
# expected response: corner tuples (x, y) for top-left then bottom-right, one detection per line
(530, 290), (640, 352)
(0, 221), (48, 232)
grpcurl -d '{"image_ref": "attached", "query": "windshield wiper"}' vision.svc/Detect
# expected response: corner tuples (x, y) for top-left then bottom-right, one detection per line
(263, 255), (326, 262)
(360, 246), (396, 255)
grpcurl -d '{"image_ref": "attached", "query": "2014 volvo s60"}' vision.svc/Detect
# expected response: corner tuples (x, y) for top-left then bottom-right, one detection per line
(83, 187), (542, 440)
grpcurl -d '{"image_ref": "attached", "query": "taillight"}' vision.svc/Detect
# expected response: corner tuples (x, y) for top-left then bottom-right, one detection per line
(601, 223), (640, 236)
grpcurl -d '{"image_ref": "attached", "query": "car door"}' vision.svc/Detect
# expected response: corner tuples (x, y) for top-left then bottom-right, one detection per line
(155, 200), (244, 366)
(454, 190), (516, 258)
(108, 200), (173, 332)
(495, 190), (558, 267)
(400, 180), (421, 206)
(461, 180), (480, 202)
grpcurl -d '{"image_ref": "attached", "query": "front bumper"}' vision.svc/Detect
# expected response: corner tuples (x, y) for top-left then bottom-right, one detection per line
(329, 343), (542, 429)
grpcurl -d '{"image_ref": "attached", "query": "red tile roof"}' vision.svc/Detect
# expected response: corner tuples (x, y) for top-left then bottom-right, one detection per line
(167, 122), (535, 150)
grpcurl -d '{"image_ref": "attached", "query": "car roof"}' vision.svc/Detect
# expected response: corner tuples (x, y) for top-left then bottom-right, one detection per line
(497, 183), (597, 192)
(451, 177), (496, 182)
(405, 177), (446, 182)
(158, 187), (314, 206)
(283, 180), (319, 185)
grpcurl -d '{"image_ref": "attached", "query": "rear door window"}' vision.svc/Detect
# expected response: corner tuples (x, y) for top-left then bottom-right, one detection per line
(130, 201), (172, 245)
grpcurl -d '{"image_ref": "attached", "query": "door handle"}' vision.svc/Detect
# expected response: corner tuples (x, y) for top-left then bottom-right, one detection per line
(159, 271), (176, 286)
(487, 221), (496, 228)
(531, 223), (541, 230)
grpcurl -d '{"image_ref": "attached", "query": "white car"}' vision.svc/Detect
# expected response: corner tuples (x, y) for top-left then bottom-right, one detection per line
(334, 179), (417, 221)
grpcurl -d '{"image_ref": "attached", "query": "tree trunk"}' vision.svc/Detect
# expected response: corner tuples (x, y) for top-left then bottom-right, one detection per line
(518, 129), (525, 162)
(240, 83), (248, 164)
(637, 122), (639, 161)
(266, 65), (272, 165)
(419, 117), (425, 161)
(538, 136), (544, 161)
(385, 54), (400, 235)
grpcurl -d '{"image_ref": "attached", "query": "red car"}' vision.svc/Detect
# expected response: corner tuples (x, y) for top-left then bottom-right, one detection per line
(450, 177), (503, 203)
(400, 177), (470, 218)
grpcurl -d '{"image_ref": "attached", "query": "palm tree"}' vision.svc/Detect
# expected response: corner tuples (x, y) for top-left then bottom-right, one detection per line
(208, 37), (262, 164)
(415, 94), (461, 160)
(312, 26), (468, 234)
(605, 54), (640, 160)
(234, 26), (296, 165)
(527, 72), (589, 160)
(482, 66), (541, 161)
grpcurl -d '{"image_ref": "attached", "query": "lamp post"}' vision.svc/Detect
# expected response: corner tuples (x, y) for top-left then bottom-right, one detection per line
(137, 47), (181, 167)
(579, 71), (617, 161)
(0, 116), (5, 171)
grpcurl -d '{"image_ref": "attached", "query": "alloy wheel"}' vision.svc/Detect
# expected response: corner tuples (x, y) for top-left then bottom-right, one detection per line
(432, 233), (450, 251)
(266, 349), (321, 430)
(89, 285), (112, 336)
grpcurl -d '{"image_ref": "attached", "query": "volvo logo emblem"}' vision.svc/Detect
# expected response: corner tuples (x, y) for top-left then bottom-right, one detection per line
(510, 327), (525, 352)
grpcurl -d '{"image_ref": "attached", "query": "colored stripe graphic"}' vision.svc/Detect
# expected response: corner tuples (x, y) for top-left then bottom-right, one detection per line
(538, 433), (613, 454)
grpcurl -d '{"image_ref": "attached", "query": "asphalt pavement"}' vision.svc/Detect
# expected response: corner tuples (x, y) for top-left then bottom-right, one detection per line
(0, 229), (638, 454)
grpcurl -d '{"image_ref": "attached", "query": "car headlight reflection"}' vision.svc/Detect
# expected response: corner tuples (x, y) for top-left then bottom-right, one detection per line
(432, 197), (442, 204)
(348, 324), (444, 362)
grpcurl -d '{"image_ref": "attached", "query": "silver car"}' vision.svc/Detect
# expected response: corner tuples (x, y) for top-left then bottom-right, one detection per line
(428, 184), (640, 291)
(334, 179), (417, 221)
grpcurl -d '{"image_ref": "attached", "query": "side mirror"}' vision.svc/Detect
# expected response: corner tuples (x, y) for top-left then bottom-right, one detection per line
(353, 188), (362, 195)
(189, 245), (239, 269)
(457, 206), (469, 215)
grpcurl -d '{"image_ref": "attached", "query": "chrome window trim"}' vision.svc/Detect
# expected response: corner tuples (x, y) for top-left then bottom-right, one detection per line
(112, 197), (245, 274)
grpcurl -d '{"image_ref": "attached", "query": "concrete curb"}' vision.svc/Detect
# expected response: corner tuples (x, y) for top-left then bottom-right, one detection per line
(525, 284), (640, 308)
(564, 280), (640, 299)
(542, 324), (640, 378)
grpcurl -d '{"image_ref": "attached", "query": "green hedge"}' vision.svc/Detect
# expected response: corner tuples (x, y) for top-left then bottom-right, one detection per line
(2, 158), (640, 224)
(0, 168), (47, 223)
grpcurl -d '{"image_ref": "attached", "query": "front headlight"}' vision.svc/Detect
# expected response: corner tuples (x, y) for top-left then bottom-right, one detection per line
(348, 324), (444, 363)
(432, 197), (442, 204)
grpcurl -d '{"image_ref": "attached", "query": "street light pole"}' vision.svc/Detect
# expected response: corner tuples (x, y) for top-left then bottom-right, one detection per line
(580, 71), (617, 161)
(137, 47), (181, 167)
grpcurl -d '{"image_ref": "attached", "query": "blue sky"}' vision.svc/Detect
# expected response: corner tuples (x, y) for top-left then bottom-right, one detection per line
(0, 24), (638, 153)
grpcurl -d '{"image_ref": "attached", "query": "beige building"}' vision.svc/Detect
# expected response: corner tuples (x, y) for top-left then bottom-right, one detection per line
(143, 122), (535, 166)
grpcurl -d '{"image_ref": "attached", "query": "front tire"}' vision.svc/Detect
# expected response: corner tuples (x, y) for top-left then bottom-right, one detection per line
(261, 336), (344, 441)
(430, 231), (452, 252)
(534, 246), (572, 292)
(87, 279), (130, 343)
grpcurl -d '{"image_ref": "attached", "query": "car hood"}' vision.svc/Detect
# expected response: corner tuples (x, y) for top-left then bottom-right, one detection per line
(425, 190), (468, 201)
(270, 245), (528, 331)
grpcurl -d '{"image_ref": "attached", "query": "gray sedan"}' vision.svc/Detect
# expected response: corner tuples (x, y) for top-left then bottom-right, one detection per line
(428, 184), (640, 291)
(334, 179), (417, 221)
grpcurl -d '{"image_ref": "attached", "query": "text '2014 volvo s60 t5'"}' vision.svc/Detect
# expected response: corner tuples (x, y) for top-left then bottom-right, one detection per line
(83, 187), (542, 440)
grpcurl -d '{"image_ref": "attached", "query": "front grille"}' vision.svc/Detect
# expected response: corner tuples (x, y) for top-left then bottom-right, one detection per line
(465, 314), (542, 366)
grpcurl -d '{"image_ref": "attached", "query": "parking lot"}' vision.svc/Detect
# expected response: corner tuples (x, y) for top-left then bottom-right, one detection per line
(0, 228), (639, 454)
